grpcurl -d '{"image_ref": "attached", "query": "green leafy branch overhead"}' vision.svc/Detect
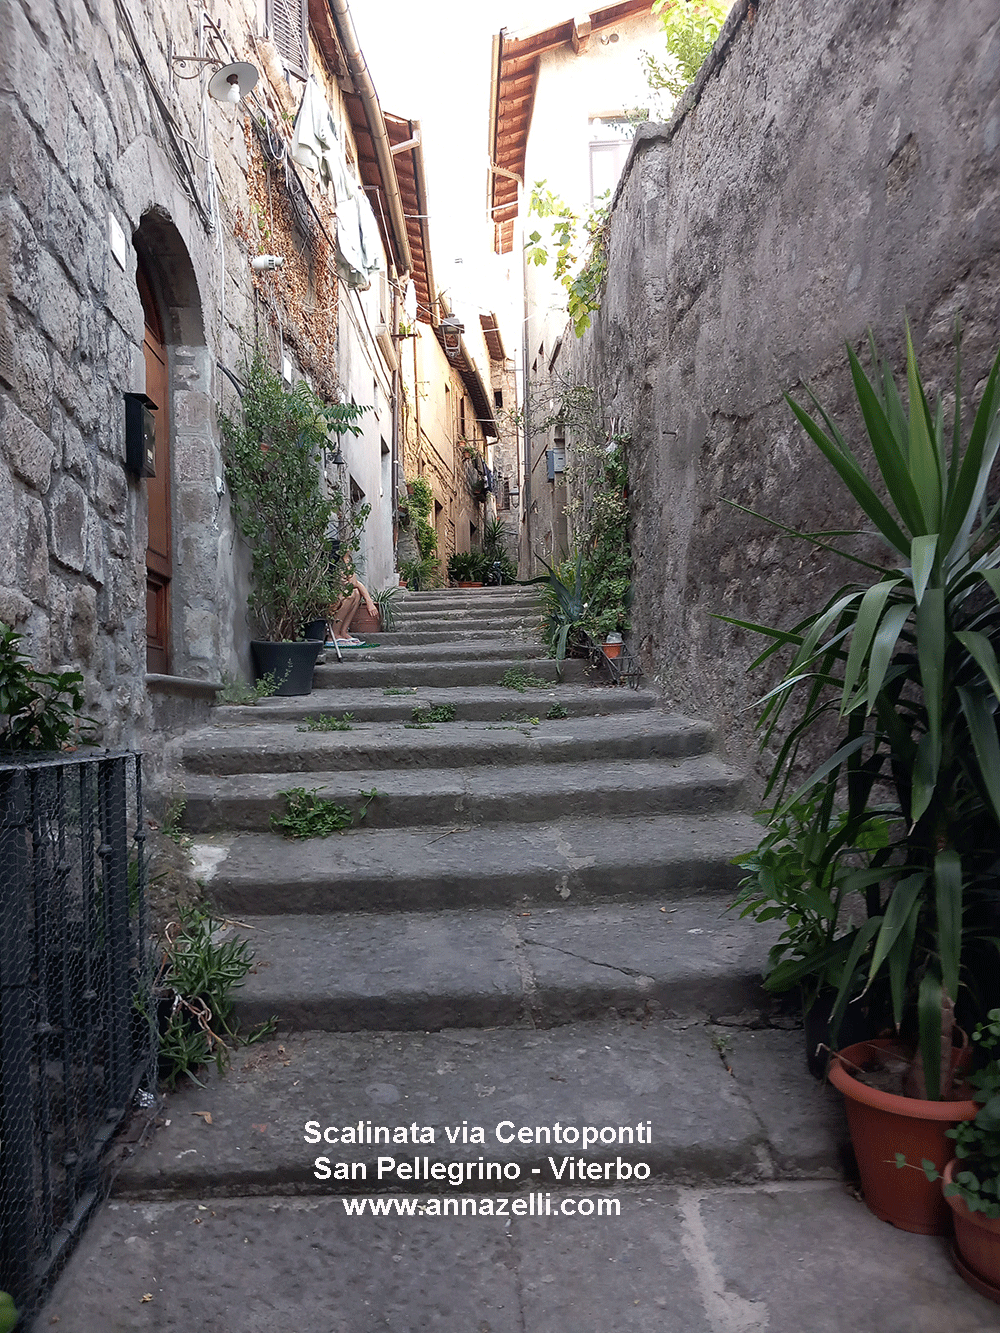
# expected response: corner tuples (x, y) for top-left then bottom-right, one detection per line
(642, 0), (730, 111)
(526, 183), (611, 337)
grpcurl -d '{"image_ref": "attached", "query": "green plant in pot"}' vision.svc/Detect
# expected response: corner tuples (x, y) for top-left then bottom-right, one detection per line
(481, 516), (518, 583)
(448, 550), (485, 585)
(218, 346), (366, 695)
(732, 794), (895, 1076)
(726, 323), (1000, 1231)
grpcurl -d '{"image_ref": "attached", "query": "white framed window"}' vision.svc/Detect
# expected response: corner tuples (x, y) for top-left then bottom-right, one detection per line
(588, 115), (640, 202)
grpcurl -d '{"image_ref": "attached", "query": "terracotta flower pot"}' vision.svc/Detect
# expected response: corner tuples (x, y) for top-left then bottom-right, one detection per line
(829, 1039), (978, 1235)
(351, 605), (381, 635)
(601, 642), (622, 660)
(943, 1159), (1000, 1302)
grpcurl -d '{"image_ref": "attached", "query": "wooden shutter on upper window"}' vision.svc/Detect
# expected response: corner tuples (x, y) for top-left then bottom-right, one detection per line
(268, 0), (307, 75)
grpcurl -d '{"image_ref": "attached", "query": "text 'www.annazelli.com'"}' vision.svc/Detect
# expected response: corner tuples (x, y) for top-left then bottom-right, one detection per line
(341, 1194), (620, 1218)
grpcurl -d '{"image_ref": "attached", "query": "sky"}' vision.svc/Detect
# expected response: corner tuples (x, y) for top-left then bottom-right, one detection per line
(350, 0), (586, 314)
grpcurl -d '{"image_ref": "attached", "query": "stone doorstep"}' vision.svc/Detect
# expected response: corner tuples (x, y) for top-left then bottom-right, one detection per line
(199, 810), (760, 915)
(113, 1022), (847, 1201)
(181, 755), (745, 833)
(225, 899), (777, 1034)
(210, 683), (661, 726)
(179, 711), (716, 777)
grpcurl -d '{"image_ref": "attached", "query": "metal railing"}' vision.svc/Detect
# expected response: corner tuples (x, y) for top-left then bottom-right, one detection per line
(0, 751), (156, 1321)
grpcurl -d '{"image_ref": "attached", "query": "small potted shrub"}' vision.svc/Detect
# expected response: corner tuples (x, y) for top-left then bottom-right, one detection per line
(219, 346), (365, 694)
(448, 550), (484, 586)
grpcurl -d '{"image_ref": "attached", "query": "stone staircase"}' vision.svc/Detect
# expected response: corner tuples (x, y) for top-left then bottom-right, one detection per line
(109, 584), (849, 1210)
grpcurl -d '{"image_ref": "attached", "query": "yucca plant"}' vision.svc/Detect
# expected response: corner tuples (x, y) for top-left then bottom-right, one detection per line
(726, 323), (1000, 1098)
(530, 552), (588, 678)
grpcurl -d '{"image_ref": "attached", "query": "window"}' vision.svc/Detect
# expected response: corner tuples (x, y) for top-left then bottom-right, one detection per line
(494, 389), (504, 409)
(588, 116), (639, 202)
(268, 0), (307, 77)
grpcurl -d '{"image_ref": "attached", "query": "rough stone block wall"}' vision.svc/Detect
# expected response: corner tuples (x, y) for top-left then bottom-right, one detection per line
(561, 0), (1000, 790)
(0, 0), (348, 759)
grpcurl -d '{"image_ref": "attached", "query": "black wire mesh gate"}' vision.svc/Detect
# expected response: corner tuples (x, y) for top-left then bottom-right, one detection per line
(0, 751), (156, 1321)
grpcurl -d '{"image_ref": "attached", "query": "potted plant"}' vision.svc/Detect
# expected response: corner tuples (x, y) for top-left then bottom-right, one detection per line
(398, 556), (438, 591)
(481, 516), (518, 584)
(371, 586), (400, 632)
(732, 796), (895, 1076)
(727, 323), (1000, 1230)
(219, 347), (365, 695)
(447, 550), (484, 587)
(929, 1009), (1000, 1298)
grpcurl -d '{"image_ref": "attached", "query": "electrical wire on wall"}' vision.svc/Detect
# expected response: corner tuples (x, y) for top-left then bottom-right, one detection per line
(113, 0), (214, 233)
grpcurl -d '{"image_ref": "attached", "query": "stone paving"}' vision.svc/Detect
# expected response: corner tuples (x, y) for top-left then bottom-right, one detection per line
(44, 588), (1000, 1329)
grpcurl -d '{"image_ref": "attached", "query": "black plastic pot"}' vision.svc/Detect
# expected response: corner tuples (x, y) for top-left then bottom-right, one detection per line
(301, 619), (327, 642)
(250, 640), (321, 696)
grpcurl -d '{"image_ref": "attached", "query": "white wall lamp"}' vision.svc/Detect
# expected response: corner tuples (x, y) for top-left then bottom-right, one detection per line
(171, 55), (259, 104)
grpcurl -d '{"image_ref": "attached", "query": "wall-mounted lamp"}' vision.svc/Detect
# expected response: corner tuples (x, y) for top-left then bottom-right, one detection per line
(440, 314), (464, 358)
(171, 56), (259, 104)
(251, 254), (285, 272)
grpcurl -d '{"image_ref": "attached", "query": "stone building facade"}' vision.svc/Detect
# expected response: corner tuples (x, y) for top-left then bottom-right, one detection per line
(487, 0), (660, 575)
(0, 0), (413, 773)
(556, 0), (1000, 782)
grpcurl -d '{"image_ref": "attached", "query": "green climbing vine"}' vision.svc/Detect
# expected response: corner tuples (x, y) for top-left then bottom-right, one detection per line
(525, 183), (611, 337)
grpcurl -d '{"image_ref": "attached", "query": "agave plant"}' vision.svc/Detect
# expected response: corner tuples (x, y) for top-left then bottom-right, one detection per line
(537, 553), (588, 678)
(727, 324), (1000, 1098)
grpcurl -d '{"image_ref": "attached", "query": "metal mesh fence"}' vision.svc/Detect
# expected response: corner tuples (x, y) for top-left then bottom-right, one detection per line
(0, 751), (156, 1322)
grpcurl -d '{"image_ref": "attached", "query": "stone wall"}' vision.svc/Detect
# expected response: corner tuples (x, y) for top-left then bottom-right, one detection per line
(559, 0), (1000, 788)
(0, 0), (400, 779)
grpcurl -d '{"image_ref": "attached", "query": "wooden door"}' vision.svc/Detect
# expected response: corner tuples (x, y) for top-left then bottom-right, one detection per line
(137, 261), (172, 674)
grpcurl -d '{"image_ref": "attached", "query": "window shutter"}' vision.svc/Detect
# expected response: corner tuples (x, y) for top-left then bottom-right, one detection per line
(269, 0), (306, 74)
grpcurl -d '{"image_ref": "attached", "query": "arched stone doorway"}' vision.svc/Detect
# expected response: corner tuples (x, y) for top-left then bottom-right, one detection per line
(132, 210), (211, 678)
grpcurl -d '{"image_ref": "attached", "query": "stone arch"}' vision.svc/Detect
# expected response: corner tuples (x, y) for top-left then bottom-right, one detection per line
(132, 209), (222, 681)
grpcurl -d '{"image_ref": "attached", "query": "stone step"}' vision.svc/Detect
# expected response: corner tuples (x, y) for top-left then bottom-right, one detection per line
(343, 627), (542, 646)
(226, 899), (774, 1034)
(180, 712), (716, 777)
(209, 683), (661, 727)
(313, 654), (581, 689)
(194, 810), (759, 914)
(399, 587), (541, 605)
(182, 755), (744, 833)
(111, 1018), (844, 1201)
(371, 609), (544, 632)
(324, 638), (542, 664)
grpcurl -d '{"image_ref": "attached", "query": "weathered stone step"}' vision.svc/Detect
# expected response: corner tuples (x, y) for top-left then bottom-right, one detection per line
(226, 899), (772, 1033)
(196, 810), (759, 914)
(343, 627), (541, 646)
(314, 654), (579, 689)
(386, 610), (541, 629)
(181, 712), (715, 777)
(182, 755), (744, 833)
(399, 587), (541, 605)
(111, 1018), (844, 1200)
(326, 638), (541, 665)
(209, 682), (660, 727)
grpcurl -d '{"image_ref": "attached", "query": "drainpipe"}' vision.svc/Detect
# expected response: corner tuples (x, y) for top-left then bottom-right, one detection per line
(327, 0), (412, 279)
(521, 240), (533, 575)
(391, 282), (400, 561)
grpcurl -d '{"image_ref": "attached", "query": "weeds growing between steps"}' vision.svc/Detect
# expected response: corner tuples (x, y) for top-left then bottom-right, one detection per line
(271, 786), (379, 837)
(153, 905), (276, 1090)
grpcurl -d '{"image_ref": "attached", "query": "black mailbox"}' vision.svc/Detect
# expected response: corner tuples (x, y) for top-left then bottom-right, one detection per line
(124, 392), (158, 477)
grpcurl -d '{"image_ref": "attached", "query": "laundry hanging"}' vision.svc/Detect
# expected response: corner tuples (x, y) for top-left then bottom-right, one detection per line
(291, 77), (382, 289)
